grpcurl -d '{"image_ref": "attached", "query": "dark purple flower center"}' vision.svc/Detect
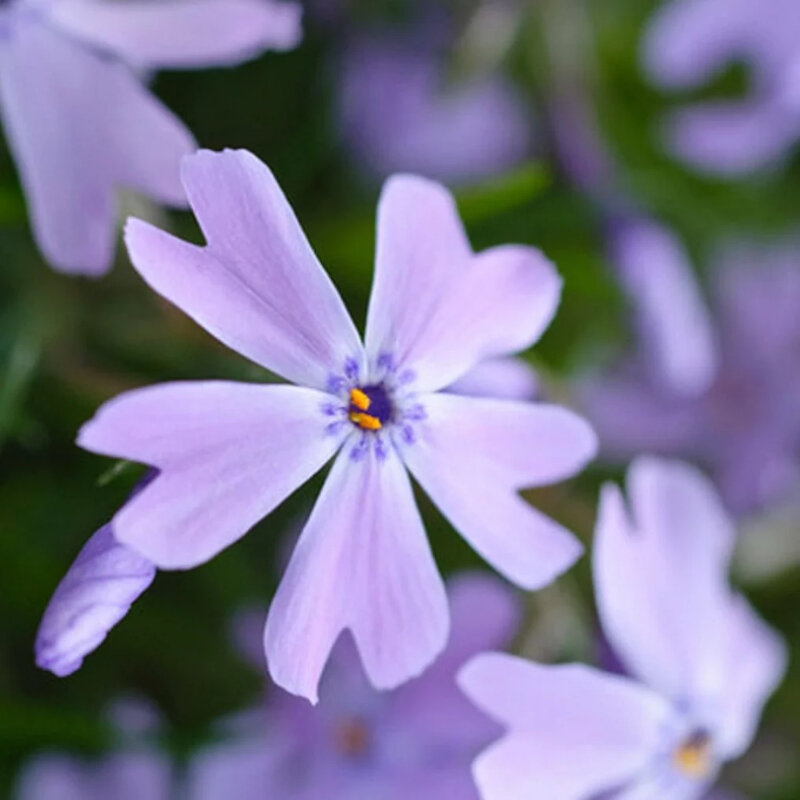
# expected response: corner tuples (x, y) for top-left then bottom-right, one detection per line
(348, 384), (394, 431)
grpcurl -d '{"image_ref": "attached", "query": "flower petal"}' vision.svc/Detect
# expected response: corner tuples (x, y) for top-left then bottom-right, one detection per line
(407, 393), (597, 489)
(715, 594), (787, 759)
(338, 39), (529, 183)
(611, 219), (718, 396)
(458, 654), (671, 800)
(642, 0), (749, 89)
(401, 394), (589, 589)
(446, 357), (539, 401)
(580, 371), (704, 461)
(35, 524), (156, 677)
(78, 382), (344, 568)
(265, 445), (449, 703)
(49, 0), (302, 70)
(667, 100), (797, 175)
(364, 175), (473, 366)
(593, 457), (737, 703)
(125, 150), (364, 389)
(365, 176), (561, 391)
(0, 21), (193, 275)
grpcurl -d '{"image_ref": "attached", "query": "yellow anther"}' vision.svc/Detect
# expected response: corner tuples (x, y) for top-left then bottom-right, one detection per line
(349, 388), (371, 412)
(349, 412), (382, 431)
(674, 737), (713, 779)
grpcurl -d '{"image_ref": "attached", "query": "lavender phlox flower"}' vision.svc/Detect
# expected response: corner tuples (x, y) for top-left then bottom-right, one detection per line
(189, 573), (519, 800)
(583, 238), (800, 514)
(643, 0), (800, 173)
(35, 476), (158, 677)
(75, 148), (596, 702)
(0, 0), (301, 275)
(459, 457), (787, 800)
(338, 37), (531, 184)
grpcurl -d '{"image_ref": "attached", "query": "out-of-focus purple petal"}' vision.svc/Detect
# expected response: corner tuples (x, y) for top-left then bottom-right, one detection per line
(447, 357), (539, 401)
(35, 524), (155, 677)
(187, 737), (300, 800)
(581, 372), (704, 459)
(458, 654), (671, 800)
(265, 446), (449, 703)
(125, 150), (364, 389)
(15, 752), (172, 800)
(642, 0), (749, 89)
(402, 394), (588, 589)
(611, 218), (717, 396)
(714, 242), (800, 366)
(0, 20), (192, 275)
(438, 573), (519, 672)
(78, 382), (345, 569)
(715, 594), (787, 759)
(594, 458), (738, 704)
(49, 0), (302, 70)
(666, 100), (797, 175)
(339, 40), (529, 184)
(388, 573), (519, 752)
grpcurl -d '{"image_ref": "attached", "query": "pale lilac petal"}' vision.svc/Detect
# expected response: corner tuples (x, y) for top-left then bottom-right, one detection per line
(125, 150), (363, 389)
(0, 21), (193, 276)
(667, 101), (797, 174)
(366, 176), (561, 391)
(447, 357), (539, 401)
(594, 458), (737, 703)
(715, 594), (787, 759)
(364, 175), (473, 371)
(401, 394), (590, 589)
(78, 382), (345, 568)
(642, 0), (750, 89)
(265, 446), (449, 703)
(49, 0), (302, 70)
(458, 654), (671, 800)
(407, 393), (597, 489)
(611, 219), (717, 396)
(35, 524), (155, 677)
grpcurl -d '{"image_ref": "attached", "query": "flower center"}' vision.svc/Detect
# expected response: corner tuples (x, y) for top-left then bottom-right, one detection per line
(348, 385), (394, 431)
(673, 730), (713, 779)
(333, 717), (371, 759)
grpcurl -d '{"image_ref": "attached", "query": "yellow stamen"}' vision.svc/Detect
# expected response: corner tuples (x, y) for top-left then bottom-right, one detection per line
(349, 412), (382, 431)
(349, 388), (371, 412)
(673, 737), (712, 779)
